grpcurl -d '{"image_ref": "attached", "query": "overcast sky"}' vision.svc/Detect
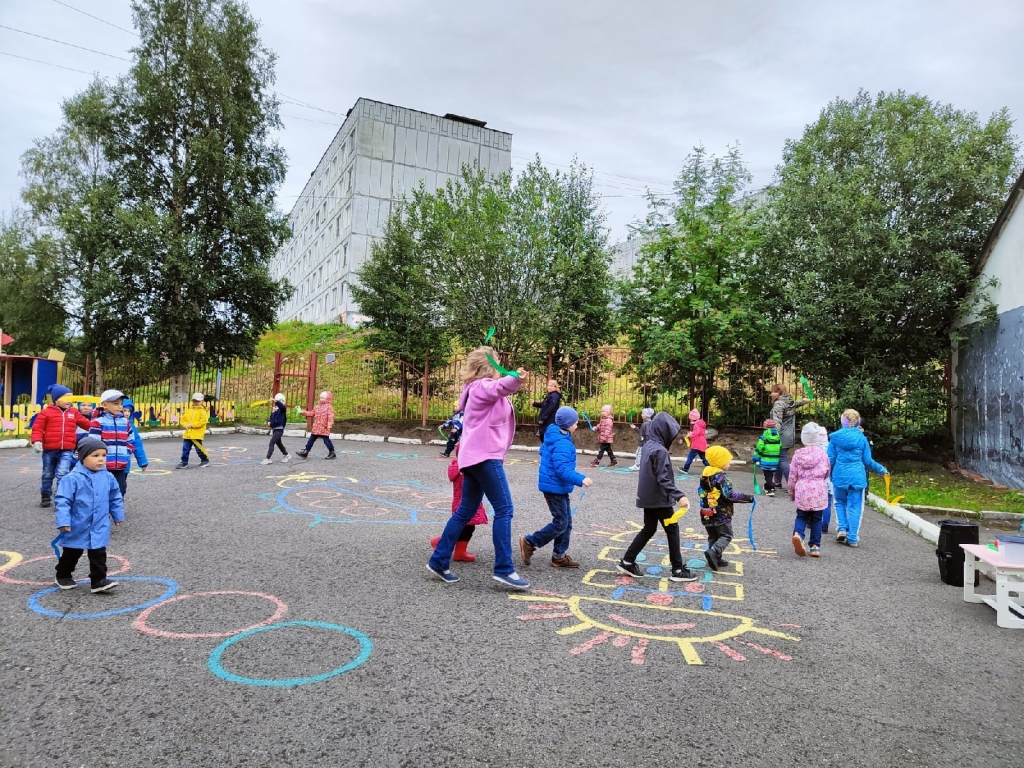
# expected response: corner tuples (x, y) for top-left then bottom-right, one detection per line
(2, 0), (1023, 241)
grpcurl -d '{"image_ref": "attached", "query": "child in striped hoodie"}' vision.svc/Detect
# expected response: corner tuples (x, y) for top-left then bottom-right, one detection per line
(89, 389), (134, 498)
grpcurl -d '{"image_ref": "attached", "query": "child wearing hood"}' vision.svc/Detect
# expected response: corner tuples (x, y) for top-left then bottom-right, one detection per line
(90, 389), (136, 494)
(298, 391), (336, 459)
(431, 443), (488, 562)
(698, 446), (754, 571)
(263, 393), (291, 464)
(681, 409), (708, 473)
(520, 406), (593, 569)
(53, 437), (124, 593)
(589, 404), (616, 467)
(30, 384), (91, 508)
(827, 409), (887, 547)
(617, 412), (697, 582)
(753, 419), (783, 496)
(119, 398), (149, 497)
(629, 408), (655, 471)
(789, 422), (831, 557)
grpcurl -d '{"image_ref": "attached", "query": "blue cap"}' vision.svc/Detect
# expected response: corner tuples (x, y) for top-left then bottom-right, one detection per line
(555, 406), (579, 429)
(47, 384), (72, 401)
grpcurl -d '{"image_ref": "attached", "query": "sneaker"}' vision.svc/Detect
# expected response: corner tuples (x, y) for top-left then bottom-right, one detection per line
(519, 536), (535, 566)
(297, 450), (309, 459)
(90, 579), (119, 593)
(589, 459), (600, 467)
(792, 533), (807, 557)
(550, 554), (579, 568)
(440, 452), (450, 457)
(821, 527), (829, 534)
(281, 454), (290, 463)
(40, 494), (52, 508)
(670, 567), (698, 582)
(199, 461), (210, 468)
(426, 563), (459, 583)
(175, 463), (188, 469)
(260, 458), (273, 465)
(55, 576), (77, 590)
(616, 560), (642, 577)
(809, 545), (821, 558)
(326, 452), (337, 460)
(836, 531), (847, 543)
(629, 465), (640, 471)
(704, 549), (720, 571)
(610, 460), (618, 467)
(492, 572), (530, 590)
(768, 489), (776, 497)
(847, 540), (859, 548)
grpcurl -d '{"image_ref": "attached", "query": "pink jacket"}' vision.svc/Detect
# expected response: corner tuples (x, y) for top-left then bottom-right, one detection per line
(302, 393), (334, 435)
(456, 375), (522, 469)
(789, 445), (831, 511)
(448, 459), (488, 525)
(596, 414), (614, 443)
(688, 418), (707, 451)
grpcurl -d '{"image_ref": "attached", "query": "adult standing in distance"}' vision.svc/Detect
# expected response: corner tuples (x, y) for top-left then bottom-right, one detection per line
(532, 379), (562, 439)
(769, 383), (810, 487)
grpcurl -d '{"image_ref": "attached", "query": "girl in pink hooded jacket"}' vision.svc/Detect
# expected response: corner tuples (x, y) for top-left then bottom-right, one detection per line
(682, 409), (708, 473)
(297, 391), (336, 459)
(427, 346), (529, 589)
(789, 421), (831, 558)
(589, 404), (617, 467)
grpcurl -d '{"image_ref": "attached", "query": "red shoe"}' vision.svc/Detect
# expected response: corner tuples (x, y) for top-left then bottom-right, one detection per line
(452, 541), (476, 562)
(429, 535), (441, 550)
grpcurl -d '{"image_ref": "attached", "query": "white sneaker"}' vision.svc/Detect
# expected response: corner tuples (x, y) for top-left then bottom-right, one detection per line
(281, 454), (290, 463)
(260, 458), (273, 465)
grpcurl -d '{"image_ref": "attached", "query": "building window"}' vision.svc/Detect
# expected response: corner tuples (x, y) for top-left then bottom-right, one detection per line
(342, 244), (349, 268)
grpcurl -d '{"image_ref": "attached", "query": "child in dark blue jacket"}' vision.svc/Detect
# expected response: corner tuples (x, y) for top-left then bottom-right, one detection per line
(262, 393), (291, 464)
(520, 406), (593, 568)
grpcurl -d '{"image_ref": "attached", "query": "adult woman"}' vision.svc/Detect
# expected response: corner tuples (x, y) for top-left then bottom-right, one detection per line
(768, 383), (810, 485)
(532, 379), (562, 439)
(427, 346), (530, 589)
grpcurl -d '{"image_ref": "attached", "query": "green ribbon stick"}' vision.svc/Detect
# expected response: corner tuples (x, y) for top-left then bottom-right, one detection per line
(800, 375), (814, 401)
(486, 353), (520, 378)
(484, 326), (495, 344)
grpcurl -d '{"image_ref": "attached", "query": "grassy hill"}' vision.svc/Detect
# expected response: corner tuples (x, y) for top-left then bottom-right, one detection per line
(256, 321), (365, 361)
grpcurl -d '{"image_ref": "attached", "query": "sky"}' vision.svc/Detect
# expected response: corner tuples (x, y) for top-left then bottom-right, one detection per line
(1, 0), (1023, 241)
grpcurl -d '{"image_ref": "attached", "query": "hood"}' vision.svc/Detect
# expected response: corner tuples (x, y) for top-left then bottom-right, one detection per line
(649, 411), (681, 448)
(318, 391), (333, 403)
(761, 428), (781, 442)
(829, 426), (864, 450)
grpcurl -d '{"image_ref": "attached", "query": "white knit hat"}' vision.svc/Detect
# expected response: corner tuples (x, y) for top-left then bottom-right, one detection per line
(274, 393), (286, 402)
(801, 421), (822, 446)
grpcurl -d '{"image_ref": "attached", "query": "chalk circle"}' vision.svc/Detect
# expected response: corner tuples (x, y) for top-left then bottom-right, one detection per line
(28, 576), (178, 620)
(131, 468), (174, 476)
(207, 620), (372, 687)
(133, 591), (288, 639)
(0, 554), (130, 586)
(0, 551), (24, 572)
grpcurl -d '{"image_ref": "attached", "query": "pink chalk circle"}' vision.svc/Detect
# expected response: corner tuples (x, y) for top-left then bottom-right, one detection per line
(0, 554), (130, 586)
(133, 590), (288, 639)
(684, 582), (705, 593)
(646, 593), (674, 606)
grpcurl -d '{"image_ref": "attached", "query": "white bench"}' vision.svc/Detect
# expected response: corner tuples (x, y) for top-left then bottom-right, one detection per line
(960, 544), (1024, 629)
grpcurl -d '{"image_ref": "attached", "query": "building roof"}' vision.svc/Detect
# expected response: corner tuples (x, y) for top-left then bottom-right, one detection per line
(973, 167), (1024, 278)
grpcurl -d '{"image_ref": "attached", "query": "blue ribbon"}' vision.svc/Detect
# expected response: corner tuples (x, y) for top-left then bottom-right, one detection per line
(571, 489), (588, 517)
(747, 498), (757, 551)
(50, 532), (63, 559)
(582, 412), (594, 430)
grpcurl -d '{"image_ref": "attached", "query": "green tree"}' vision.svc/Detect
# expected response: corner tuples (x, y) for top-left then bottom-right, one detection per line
(757, 90), (1020, 441)
(619, 146), (769, 416)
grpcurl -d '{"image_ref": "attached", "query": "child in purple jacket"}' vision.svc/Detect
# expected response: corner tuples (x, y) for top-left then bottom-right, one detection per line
(789, 422), (832, 558)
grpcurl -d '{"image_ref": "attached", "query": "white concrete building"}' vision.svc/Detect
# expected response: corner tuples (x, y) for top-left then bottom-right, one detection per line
(271, 98), (513, 324)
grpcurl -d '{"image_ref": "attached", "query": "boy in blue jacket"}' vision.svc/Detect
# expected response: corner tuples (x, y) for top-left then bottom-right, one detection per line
(262, 393), (291, 464)
(53, 437), (125, 593)
(520, 406), (593, 568)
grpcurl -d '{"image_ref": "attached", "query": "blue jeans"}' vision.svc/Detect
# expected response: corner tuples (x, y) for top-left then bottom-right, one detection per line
(682, 448), (706, 471)
(429, 459), (515, 575)
(526, 493), (573, 558)
(304, 435), (335, 453)
(822, 491), (834, 531)
(41, 449), (74, 495)
(794, 508), (824, 547)
(181, 439), (209, 464)
(834, 486), (866, 544)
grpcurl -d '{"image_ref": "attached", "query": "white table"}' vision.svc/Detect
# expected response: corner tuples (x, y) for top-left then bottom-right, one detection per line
(961, 544), (1024, 629)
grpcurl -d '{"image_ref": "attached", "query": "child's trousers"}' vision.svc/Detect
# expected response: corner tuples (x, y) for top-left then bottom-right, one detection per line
(267, 428), (288, 459)
(443, 431), (460, 456)
(762, 467), (779, 492)
(794, 508), (824, 547)
(595, 442), (615, 463)
(704, 520), (733, 559)
(304, 434), (335, 453)
(623, 508), (683, 571)
(833, 485), (866, 544)
(40, 449), (74, 495)
(181, 439), (209, 464)
(55, 546), (107, 587)
(525, 493), (573, 558)
(682, 449), (706, 471)
(822, 491), (834, 531)
(631, 446), (641, 470)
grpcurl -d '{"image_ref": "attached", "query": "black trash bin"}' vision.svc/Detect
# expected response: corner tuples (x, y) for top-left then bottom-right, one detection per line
(936, 519), (980, 587)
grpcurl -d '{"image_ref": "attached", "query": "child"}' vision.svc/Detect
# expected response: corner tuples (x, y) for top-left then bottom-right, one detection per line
(53, 437), (124, 593)
(176, 393), (210, 468)
(430, 444), (488, 562)
(827, 409), (887, 547)
(89, 389), (135, 497)
(753, 419), (783, 496)
(75, 400), (95, 440)
(616, 412), (697, 582)
(427, 345), (529, 589)
(629, 407), (655, 471)
(30, 384), (91, 508)
(589, 404), (616, 467)
(521, 406), (593, 569)
(439, 406), (463, 458)
(298, 391), (336, 459)
(532, 379), (563, 439)
(818, 426), (834, 534)
(262, 393), (290, 465)
(789, 422), (831, 557)
(120, 398), (149, 495)
(681, 409), (708, 473)
(698, 446), (754, 571)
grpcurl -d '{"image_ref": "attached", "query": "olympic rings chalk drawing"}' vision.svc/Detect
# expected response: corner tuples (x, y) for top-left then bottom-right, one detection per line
(133, 590), (289, 639)
(0, 554), (130, 586)
(207, 620), (373, 687)
(28, 576), (179, 619)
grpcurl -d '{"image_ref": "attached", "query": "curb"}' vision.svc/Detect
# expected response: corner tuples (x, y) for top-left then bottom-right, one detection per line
(866, 493), (940, 544)
(902, 504), (1024, 524)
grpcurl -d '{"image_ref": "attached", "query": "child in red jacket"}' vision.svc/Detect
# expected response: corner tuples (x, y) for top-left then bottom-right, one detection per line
(589, 404), (617, 467)
(430, 445), (488, 562)
(30, 384), (90, 508)
(682, 409), (708, 473)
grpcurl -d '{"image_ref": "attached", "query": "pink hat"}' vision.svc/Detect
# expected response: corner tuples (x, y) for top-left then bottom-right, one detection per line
(688, 409), (700, 420)
(763, 418), (777, 428)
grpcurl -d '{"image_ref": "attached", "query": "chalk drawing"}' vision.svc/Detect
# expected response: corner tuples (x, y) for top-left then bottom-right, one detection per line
(253, 479), (452, 527)
(0, 553), (130, 586)
(28, 576), (179, 619)
(267, 471), (336, 488)
(206, 620), (372, 687)
(0, 551), (24, 572)
(133, 591), (288, 639)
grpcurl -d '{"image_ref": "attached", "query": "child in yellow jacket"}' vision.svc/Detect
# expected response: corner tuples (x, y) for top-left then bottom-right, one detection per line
(176, 392), (210, 468)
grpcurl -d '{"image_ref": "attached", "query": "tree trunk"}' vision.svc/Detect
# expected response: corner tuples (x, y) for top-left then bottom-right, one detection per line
(93, 354), (106, 395)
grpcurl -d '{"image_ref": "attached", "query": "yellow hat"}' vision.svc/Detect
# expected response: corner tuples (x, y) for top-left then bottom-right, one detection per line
(704, 445), (733, 470)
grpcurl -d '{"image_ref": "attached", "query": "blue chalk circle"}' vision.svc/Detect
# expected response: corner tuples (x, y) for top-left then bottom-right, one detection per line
(207, 620), (373, 687)
(644, 566), (663, 576)
(27, 576), (179, 620)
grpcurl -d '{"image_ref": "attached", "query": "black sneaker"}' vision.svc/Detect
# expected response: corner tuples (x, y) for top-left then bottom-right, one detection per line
(767, 489), (776, 497)
(175, 463), (188, 469)
(40, 494), (52, 508)
(616, 560), (642, 577)
(704, 549), (720, 571)
(670, 567), (698, 582)
(297, 450), (309, 459)
(325, 452), (336, 460)
(836, 531), (848, 543)
(718, 557), (730, 566)
(199, 461), (210, 468)
(90, 579), (119, 593)
(55, 576), (77, 590)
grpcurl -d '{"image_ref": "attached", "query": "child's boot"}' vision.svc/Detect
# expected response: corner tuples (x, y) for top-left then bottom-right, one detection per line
(610, 459), (618, 467)
(326, 451), (337, 460)
(429, 535), (441, 550)
(40, 493), (52, 508)
(297, 449), (309, 459)
(589, 459), (600, 467)
(452, 541), (476, 562)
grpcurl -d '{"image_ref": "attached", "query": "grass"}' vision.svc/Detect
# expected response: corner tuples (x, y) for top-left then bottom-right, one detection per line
(868, 460), (1024, 514)
(256, 322), (364, 361)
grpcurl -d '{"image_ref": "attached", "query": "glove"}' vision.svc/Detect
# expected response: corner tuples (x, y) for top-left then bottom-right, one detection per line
(33, 441), (43, 453)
